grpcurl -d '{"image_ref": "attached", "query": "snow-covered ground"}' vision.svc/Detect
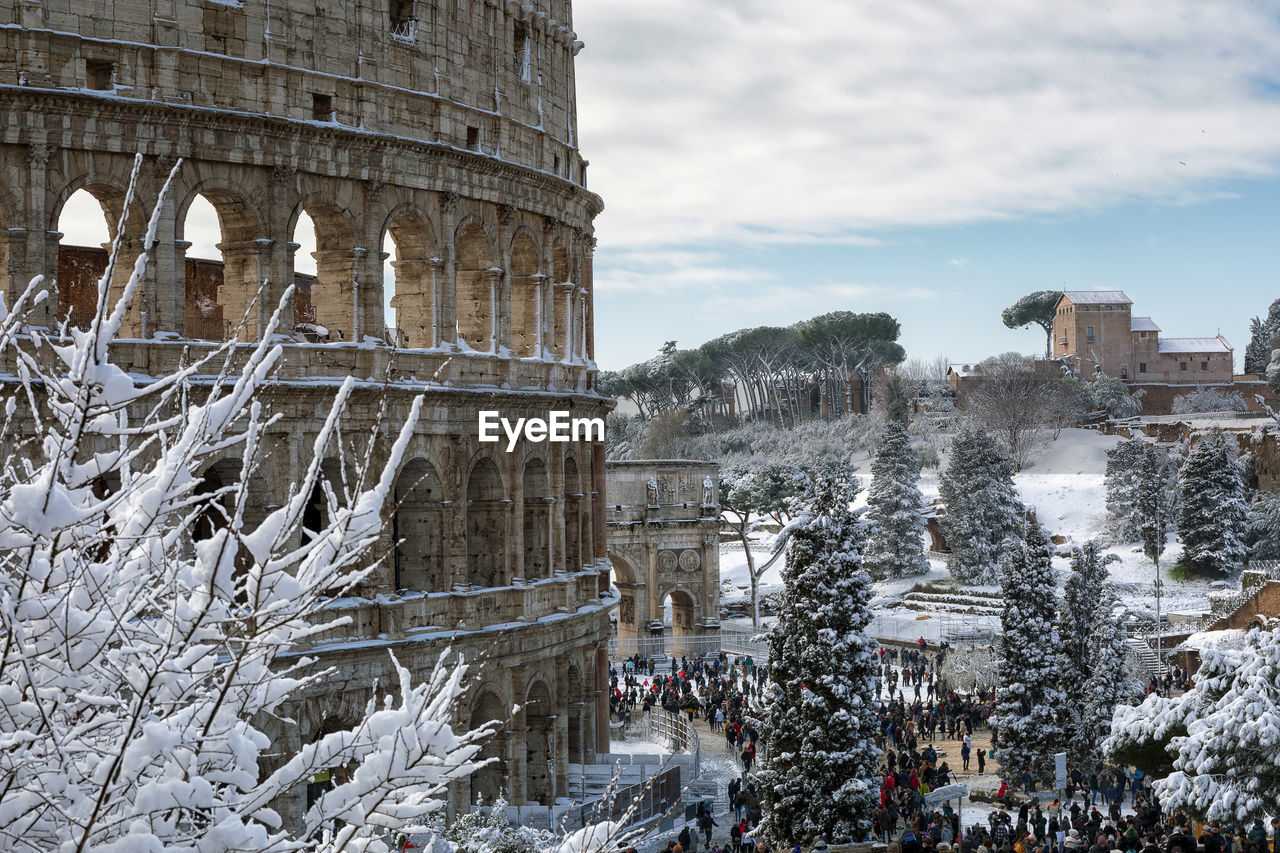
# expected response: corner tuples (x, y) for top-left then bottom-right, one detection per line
(716, 428), (1216, 641)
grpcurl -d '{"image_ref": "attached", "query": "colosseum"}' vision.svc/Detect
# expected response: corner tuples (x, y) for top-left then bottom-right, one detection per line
(1, 0), (612, 829)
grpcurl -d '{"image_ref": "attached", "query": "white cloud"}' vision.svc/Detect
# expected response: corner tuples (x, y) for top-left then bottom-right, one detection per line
(575, 0), (1280, 249)
(949, 257), (971, 267)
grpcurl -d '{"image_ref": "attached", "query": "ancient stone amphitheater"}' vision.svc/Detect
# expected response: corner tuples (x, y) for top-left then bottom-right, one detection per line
(1, 0), (612, 826)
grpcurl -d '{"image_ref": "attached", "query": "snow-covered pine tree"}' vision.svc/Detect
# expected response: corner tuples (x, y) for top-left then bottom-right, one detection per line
(1078, 585), (1140, 770)
(0, 157), (498, 852)
(993, 520), (1065, 788)
(1106, 626), (1280, 823)
(1056, 541), (1116, 764)
(1104, 438), (1147, 543)
(864, 418), (929, 580)
(939, 425), (1024, 585)
(1178, 430), (1247, 577)
(758, 467), (879, 846)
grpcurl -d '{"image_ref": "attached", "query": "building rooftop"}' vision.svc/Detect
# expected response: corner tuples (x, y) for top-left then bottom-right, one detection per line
(1157, 336), (1233, 354)
(1061, 290), (1132, 305)
(1131, 317), (1161, 332)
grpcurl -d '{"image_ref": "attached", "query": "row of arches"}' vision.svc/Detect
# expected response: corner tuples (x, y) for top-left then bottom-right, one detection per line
(297, 659), (598, 812)
(5, 157), (596, 361)
(191, 451), (596, 593)
(465, 661), (593, 808)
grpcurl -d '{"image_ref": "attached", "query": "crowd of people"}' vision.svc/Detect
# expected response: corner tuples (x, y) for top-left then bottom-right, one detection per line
(610, 644), (1275, 853)
(610, 651), (771, 853)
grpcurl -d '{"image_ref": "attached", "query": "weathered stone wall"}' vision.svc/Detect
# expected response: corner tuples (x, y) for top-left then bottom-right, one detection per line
(1, 0), (613, 829)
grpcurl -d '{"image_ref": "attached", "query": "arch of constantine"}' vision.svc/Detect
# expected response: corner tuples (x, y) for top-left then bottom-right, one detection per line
(606, 461), (723, 658)
(1, 0), (612, 828)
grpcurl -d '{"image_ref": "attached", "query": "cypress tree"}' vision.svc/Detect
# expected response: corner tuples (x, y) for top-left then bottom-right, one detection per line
(1057, 541), (1115, 764)
(1104, 438), (1147, 543)
(1080, 585), (1139, 769)
(939, 426), (1023, 584)
(994, 520), (1066, 787)
(759, 467), (880, 846)
(1179, 431), (1247, 578)
(864, 419), (929, 580)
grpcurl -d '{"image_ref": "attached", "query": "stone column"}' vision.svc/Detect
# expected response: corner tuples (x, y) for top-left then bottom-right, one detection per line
(389, 256), (434, 347)
(146, 159), (183, 336)
(21, 142), (56, 329)
(353, 244), (385, 342)
(437, 192), (459, 348)
(594, 645), (610, 757)
(264, 167), (297, 337)
(220, 238), (275, 342)
(553, 654), (569, 797)
(507, 667), (528, 804)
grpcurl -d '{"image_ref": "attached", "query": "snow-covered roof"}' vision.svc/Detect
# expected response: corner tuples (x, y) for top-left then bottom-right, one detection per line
(1176, 628), (1247, 652)
(947, 363), (980, 377)
(1061, 290), (1132, 305)
(1130, 317), (1160, 332)
(1157, 336), (1232, 354)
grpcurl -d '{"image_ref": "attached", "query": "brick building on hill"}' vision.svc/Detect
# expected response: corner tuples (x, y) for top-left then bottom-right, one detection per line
(1052, 290), (1234, 384)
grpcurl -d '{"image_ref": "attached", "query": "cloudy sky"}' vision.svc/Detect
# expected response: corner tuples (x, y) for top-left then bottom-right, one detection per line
(57, 1), (1280, 372)
(574, 0), (1280, 371)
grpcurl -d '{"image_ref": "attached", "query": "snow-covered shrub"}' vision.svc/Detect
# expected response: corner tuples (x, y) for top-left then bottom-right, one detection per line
(1088, 372), (1144, 419)
(0, 157), (496, 852)
(1171, 388), (1249, 414)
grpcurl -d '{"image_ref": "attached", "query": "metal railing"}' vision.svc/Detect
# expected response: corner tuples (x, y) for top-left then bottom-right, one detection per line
(646, 708), (701, 779)
(389, 16), (417, 42)
(608, 628), (769, 662)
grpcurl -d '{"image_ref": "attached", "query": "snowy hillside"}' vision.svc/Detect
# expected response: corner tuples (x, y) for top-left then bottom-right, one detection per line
(717, 428), (1214, 637)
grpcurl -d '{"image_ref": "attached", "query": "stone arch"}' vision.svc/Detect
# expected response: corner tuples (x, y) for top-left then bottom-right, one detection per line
(176, 183), (264, 341)
(562, 455), (585, 572)
(381, 203), (439, 348)
(468, 690), (508, 806)
(521, 456), (551, 579)
(660, 587), (699, 657)
(292, 197), (356, 341)
(508, 231), (542, 357)
(392, 457), (445, 591)
(524, 679), (555, 805)
(304, 711), (363, 813)
(455, 219), (497, 351)
(301, 458), (346, 549)
(465, 455), (506, 587)
(53, 179), (148, 332)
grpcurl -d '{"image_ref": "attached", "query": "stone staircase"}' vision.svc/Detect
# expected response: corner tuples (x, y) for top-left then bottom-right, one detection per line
(1125, 636), (1169, 678)
(900, 589), (1004, 615)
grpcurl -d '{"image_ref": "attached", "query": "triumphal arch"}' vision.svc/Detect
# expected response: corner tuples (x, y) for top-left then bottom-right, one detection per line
(1, 0), (613, 827)
(606, 461), (722, 657)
